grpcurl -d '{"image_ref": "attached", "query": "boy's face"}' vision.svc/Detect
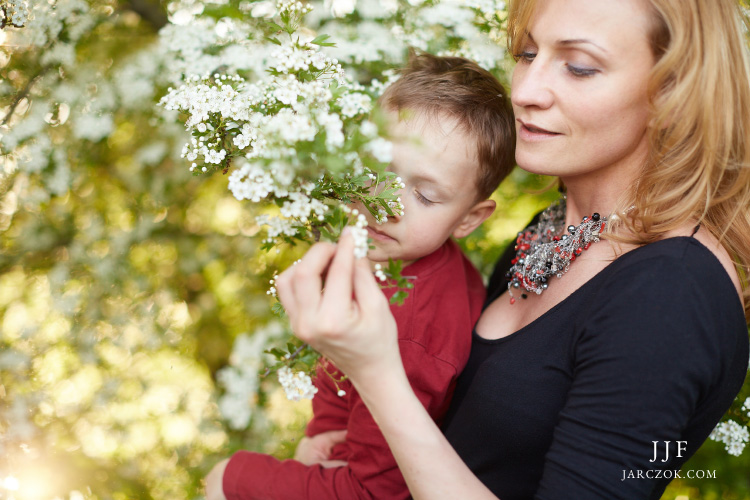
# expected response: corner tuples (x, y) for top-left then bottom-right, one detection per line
(360, 111), (491, 266)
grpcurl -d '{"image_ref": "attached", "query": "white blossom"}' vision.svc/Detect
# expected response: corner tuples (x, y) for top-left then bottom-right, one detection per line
(351, 213), (369, 258)
(338, 92), (372, 118)
(277, 366), (318, 401)
(360, 120), (378, 138)
(227, 162), (276, 202)
(251, 0), (277, 17)
(364, 137), (393, 163)
(317, 110), (345, 150)
(374, 263), (386, 281)
(710, 419), (750, 456)
(217, 324), (285, 429)
(256, 214), (300, 238)
(1, 0), (30, 27)
(325, 0), (356, 18)
(72, 112), (114, 142)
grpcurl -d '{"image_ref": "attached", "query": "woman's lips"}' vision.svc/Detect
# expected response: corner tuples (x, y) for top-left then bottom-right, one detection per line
(367, 226), (396, 242)
(518, 120), (562, 141)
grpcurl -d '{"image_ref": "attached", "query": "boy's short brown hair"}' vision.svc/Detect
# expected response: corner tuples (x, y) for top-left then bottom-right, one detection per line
(379, 52), (516, 201)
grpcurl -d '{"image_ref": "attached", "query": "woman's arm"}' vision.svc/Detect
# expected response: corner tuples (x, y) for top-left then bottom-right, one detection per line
(276, 232), (498, 499)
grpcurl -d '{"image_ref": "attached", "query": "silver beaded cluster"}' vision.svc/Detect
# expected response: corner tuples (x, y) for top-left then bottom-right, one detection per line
(506, 197), (606, 303)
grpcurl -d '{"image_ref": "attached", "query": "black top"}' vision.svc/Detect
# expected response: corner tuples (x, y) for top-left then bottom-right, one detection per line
(442, 230), (749, 500)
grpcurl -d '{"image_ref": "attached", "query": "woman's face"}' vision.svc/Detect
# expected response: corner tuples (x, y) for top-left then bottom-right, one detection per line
(511, 0), (655, 182)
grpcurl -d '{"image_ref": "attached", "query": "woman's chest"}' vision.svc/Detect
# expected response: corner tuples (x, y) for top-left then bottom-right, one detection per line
(441, 322), (580, 492)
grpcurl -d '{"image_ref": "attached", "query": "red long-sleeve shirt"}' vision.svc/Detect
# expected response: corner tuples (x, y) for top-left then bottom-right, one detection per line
(223, 239), (485, 500)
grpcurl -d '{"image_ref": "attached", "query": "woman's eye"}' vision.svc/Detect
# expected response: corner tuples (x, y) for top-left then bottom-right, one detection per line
(516, 51), (537, 63)
(566, 64), (598, 77)
(415, 190), (434, 206)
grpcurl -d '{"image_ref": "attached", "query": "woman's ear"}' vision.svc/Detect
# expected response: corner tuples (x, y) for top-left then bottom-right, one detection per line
(452, 199), (496, 239)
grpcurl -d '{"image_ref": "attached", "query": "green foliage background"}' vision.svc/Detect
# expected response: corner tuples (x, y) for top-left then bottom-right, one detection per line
(0, 0), (748, 499)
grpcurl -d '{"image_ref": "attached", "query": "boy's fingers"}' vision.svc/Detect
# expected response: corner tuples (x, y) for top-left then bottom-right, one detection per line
(327, 429), (348, 445)
(320, 460), (348, 469)
(321, 231), (355, 313)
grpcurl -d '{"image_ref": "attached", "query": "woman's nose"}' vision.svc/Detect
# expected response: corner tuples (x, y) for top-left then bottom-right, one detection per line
(511, 60), (554, 110)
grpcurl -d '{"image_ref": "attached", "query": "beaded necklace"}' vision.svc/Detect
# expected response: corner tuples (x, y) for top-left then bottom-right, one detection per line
(506, 197), (607, 304)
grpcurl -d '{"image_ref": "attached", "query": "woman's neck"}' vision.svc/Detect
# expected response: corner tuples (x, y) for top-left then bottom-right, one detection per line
(562, 188), (621, 228)
(560, 165), (639, 229)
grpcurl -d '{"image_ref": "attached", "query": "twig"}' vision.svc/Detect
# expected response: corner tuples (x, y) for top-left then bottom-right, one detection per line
(1, 66), (50, 126)
(262, 342), (310, 377)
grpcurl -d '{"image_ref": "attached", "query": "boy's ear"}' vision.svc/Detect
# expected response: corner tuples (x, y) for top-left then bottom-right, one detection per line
(452, 199), (496, 239)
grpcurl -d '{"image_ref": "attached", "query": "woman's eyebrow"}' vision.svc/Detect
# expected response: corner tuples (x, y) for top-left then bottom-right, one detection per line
(527, 32), (608, 55)
(557, 38), (609, 54)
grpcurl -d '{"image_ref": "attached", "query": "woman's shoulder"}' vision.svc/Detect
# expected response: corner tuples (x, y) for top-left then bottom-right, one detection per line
(692, 226), (743, 296)
(602, 236), (735, 298)
(609, 231), (741, 301)
(585, 235), (747, 342)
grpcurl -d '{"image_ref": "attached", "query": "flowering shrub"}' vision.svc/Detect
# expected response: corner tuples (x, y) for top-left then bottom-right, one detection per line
(161, 0), (511, 399)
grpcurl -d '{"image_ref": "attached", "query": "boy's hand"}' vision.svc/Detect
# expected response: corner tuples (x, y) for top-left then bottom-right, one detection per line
(204, 458), (230, 500)
(294, 429), (347, 466)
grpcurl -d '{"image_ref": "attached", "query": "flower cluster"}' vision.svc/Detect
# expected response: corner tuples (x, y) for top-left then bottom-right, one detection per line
(1, 0), (29, 28)
(742, 397), (750, 415)
(710, 419), (750, 457)
(305, 0), (508, 74)
(217, 323), (286, 429)
(277, 366), (319, 402)
(161, 0), (409, 259)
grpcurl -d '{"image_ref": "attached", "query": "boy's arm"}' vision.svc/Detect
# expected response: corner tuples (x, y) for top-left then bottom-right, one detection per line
(220, 451), (372, 500)
(337, 339), (460, 499)
(213, 341), (459, 500)
(304, 360), (351, 437)
(294, 429), (347, 466)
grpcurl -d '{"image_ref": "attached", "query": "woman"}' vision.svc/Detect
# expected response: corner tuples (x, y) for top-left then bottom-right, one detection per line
(276, 0), (750, 498)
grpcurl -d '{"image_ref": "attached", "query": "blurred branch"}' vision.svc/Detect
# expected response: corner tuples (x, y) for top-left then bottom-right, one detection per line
(121, 0), (169, 30)
(1, 66), (50, 126)
(0, 170), (17, 201)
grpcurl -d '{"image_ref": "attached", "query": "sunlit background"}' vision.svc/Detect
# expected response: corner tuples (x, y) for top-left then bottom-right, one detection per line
(1, 0), (749, 498)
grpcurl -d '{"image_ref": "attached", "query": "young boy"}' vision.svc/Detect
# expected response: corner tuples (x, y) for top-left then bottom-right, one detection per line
(208, 52), (515, 500)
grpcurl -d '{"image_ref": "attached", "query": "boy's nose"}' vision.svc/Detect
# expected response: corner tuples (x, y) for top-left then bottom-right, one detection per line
(389, 196), (405, 223)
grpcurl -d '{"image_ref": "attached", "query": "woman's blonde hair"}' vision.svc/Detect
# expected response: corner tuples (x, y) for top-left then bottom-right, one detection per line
(508, 0), (750, 320)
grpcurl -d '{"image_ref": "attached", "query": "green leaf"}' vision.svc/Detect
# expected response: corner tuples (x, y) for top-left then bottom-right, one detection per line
(390, 290), (408, 305)
(310, 34), (336, 47)
(265, 347), (286, 359)
(271, 302), (286, 317)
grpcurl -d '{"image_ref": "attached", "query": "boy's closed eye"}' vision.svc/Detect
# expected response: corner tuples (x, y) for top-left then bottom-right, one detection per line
(414, 189), (436, 206)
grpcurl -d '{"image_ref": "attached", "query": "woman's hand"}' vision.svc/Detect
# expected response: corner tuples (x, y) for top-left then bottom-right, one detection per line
(275, 231), (402, 385)
(278, 232), (495, 499)
(294, 429), (348, 467)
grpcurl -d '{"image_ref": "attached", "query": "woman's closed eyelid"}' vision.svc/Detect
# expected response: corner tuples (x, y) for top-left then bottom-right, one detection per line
(566, 64), (599, 77)
(516, 46), (601, 77)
